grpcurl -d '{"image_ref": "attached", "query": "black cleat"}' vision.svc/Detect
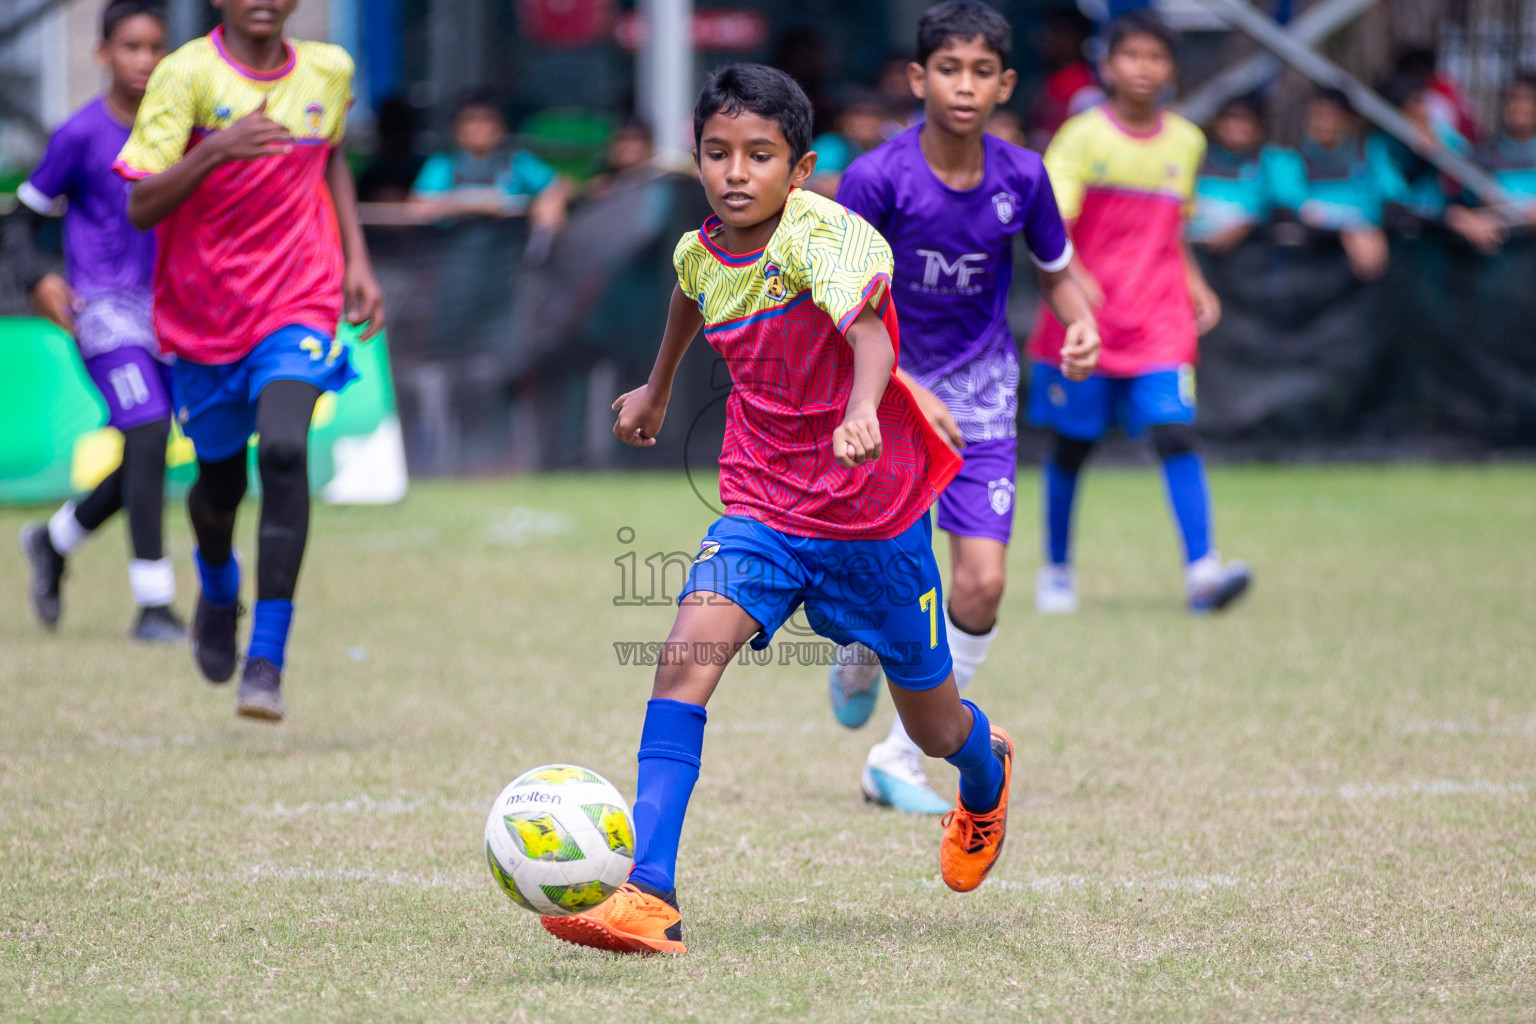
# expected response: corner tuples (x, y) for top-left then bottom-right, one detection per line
(191, 592), (242, 683)
(236, 657), (285, 722)
(131, 604), (189, 645)
(18, 523), (65, 629)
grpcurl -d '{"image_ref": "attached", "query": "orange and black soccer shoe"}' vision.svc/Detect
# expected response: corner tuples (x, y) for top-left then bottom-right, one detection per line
(540, 882), (686, 954)
(939, 726), (1014, 892)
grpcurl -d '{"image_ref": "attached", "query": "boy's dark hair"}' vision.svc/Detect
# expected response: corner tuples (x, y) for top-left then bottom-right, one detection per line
(1042, 5), (1095, 44)
(102, 0), (165, 40)
(1216, 95), (1265, 122)
(916, 1), (1013, 67)
(693, 63), (814, 165)
(1312, 86), (1354, 114)
(1378, 73), (1425, 110)
(1510, 72), (1536, 95)
(1105, 9), (1175, 58)
(453, 87), (505, 122)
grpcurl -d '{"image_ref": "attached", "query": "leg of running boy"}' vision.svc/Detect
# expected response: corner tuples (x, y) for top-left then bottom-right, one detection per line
(19, 419), (182, 638)
(862, 534), (1007, 815)
(1148, 422), (1251, 613)
(235, 380), (322, 722)
(541, 596), (763, 955)
(1038, 432), (1095, 613)
(187, 450), (248, 683)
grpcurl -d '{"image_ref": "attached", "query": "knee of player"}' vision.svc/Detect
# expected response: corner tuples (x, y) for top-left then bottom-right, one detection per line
(953, 565), (1006, 613)
(1149, 423), (1198, 461)
(257, 434), (309, 476)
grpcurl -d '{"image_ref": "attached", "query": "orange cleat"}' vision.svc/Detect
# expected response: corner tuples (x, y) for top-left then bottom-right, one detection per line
(939, 726), (1013, 892)
(540, 882), (686, 955)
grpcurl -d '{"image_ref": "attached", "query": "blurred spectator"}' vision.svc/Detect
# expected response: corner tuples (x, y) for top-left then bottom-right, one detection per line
(1394, 47), (1479, 143)
(1479, 74), (1536, 216)
(588, 118), (656, 197)
(1189, 96), (1269, 251)
(985, 107), (1028, 148)
(357, 96), (426, 202)
(1370, 74), (1473, 224)
(1027, 6), (1102, 152)
(876, 55), (923, 138)
(411, 89), (571, 233)
(1264, 89), (1389, 280)
(809, 91), (890, 196)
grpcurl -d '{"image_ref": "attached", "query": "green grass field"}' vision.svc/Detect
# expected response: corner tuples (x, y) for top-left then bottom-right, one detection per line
(3, 466), (1534, 1022)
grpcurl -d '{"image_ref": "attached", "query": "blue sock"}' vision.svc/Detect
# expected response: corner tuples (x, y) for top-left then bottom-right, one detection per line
(1160, 452), (1212, 563)
(944, 700), (1004, 812)
(195, 549), (240, 606)
(628, 698), (708, 893)
(1044, 461), (1080, 566)
(247, 599), (294, 670)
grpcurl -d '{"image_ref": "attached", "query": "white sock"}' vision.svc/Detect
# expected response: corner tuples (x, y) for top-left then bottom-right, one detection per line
(884, 607), (1000, 754)
(129, 558), (177, 607)
(48, 501), (88, 555)
(945, 604), (998, 692)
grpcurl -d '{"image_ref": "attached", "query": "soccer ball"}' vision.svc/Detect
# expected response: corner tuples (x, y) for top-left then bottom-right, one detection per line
(484, 764), (635, 917)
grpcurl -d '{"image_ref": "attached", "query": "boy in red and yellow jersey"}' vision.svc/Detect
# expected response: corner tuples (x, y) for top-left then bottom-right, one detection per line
(1026, 10), (1251, 615)
(115, 0), (384, 722)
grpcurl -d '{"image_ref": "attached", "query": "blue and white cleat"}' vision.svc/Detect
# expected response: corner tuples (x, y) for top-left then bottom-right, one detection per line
(828, 643), (883, 729)
(1035, 564), (1079, 614)
(1186, 553), (1252, 614)
(862, 738), (952, 816)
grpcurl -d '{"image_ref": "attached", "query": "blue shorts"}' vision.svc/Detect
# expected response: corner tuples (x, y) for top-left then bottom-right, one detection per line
(173, 325), (358, 462)
(679, 514), (954, 690)
(1026, 363), (1196, 441)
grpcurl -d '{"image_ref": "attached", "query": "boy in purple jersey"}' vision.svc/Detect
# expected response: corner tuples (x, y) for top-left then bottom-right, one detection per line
(831, 0), (1099, 813)
(15, 1), (186, 644)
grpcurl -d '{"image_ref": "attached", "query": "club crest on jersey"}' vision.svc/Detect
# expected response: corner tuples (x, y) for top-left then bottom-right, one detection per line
(987, 478), (1015, 516)
(992, 192), (1016, 224)
(762, 263), (786, 301)
(305, 102), (325, 136)
(694, 541), (721, 564)
(214, 105), (232, 123)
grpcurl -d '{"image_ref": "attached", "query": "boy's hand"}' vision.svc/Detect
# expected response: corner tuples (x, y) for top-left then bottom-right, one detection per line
(1060, 318), (1100, 382)
(344, 263), (386, 341)
(1190, 278), (1222, 335)
(905, 378), (964, 452)
(833, 401), (883, 468)
(31, 273), (77, 333)
(613, 383), (669, 447)
(207, 98), (293, 163)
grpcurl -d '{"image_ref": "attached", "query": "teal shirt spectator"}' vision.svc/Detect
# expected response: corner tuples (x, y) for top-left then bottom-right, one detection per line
(412, 146), (558, 206)
(1263, 137), (1383, 229)
(1189, 144), (1269, 242)
(1367, 122), (1472, 219)
(810, 132), (863, 176)
(1480, 134), (1536, 208)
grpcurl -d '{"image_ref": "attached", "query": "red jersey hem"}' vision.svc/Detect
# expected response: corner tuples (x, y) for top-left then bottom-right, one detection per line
(723, 490), (937, 542)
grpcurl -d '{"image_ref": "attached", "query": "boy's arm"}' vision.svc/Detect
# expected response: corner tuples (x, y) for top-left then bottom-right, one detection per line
(834, 303), (894, 468)
(1182, 241), (1221, 335)
(613, 284), (705, 447)
(325, 147), (386, 341)
(1036, 267), (1099, 381)
(126, 98), (294, 231)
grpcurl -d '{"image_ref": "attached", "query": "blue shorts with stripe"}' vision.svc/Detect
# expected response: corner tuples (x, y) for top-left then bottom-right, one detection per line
(1026, 363), (1196, 440)
(679, 513), (954, 690)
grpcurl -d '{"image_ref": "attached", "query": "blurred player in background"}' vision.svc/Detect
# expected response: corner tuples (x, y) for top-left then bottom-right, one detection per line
(16, 1), (186, 644)
(541, 64), (1013, 955)
(1027, 10), (1252, 614)
(115, 0), (384, 721)
(830, 0), (1098, 814)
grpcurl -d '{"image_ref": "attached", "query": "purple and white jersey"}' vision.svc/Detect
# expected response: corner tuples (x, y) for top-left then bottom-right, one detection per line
(20, 97), (156, 303)
(837, 128), (1071, 441)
